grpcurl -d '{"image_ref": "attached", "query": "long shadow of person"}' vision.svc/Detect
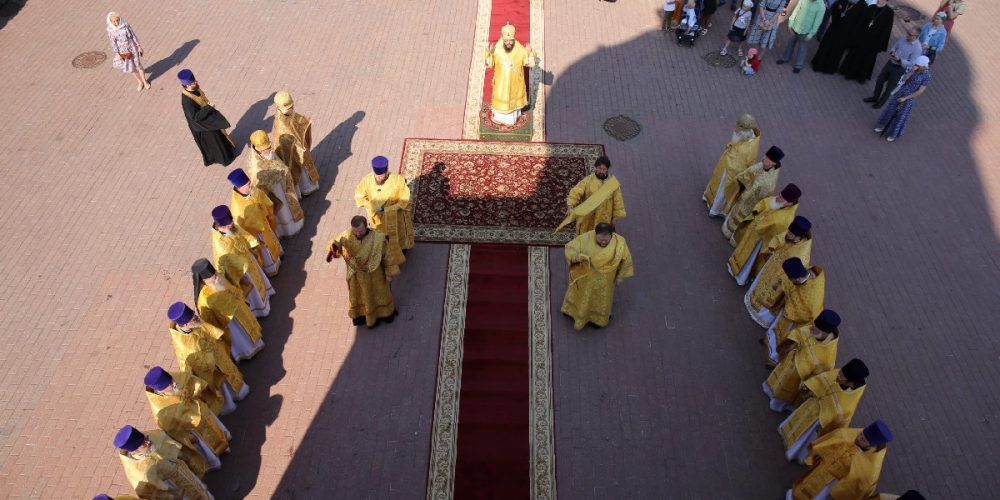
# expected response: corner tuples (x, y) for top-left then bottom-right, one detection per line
(311, 110), (366, 189)
(204, 110), (365, 498)
(144, 39), (200, 82)
(230, 92), (278, 156)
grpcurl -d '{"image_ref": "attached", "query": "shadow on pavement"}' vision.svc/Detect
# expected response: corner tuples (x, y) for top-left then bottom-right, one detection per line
(146, 38), (200, 83)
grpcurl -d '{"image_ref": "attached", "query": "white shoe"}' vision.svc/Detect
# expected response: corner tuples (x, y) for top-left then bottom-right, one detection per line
(873, 127), (883, 133)
(886, 136), (896, 142)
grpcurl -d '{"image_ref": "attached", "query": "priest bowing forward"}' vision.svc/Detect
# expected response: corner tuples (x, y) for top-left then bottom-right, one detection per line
(178, 69), (235, 167)
(561, 223), (634, 330)
(728, 183), (801, 285)
(114, 425), (213, 500)
(788, 420), (891, 499)
(485, 23), (537, 125)
(704, 113), (761, 216)
(326, 216), (399, 328)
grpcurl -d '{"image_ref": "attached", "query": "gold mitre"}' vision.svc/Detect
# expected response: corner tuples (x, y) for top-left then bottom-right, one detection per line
(250, 130), (271, 151)
(736, 113), (757, 130)
(274, 91), (293, 111)
(501, 22), (516, 41)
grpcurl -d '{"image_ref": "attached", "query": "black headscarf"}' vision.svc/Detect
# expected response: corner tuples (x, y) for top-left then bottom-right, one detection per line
(191, 258), (216, 303)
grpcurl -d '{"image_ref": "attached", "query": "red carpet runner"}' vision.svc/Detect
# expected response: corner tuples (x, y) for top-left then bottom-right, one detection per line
(454, 0), (536, 496)
(454, 244), (531, 498)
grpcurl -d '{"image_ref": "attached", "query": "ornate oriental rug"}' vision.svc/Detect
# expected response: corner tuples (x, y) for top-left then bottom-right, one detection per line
(401, 139), (603, 246)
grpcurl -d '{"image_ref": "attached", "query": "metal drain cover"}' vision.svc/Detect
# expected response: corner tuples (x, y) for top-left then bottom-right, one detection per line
(603, 115), (641, 141)
(703, 51), (738, 68)
(72, 51), (107, 69)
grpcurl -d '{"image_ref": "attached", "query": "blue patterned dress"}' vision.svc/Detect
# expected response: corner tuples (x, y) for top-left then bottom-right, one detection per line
(876, 68), (932, 139)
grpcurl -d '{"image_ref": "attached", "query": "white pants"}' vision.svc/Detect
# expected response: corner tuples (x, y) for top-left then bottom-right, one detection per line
(229, 318), (264, 362)
(708, 173), (728, 216)
(491, 107), (521, 125)
(298, 170), (319, 196)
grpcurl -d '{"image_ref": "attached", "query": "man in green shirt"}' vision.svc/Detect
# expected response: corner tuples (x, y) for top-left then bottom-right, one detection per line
(776, 0), (827, 73)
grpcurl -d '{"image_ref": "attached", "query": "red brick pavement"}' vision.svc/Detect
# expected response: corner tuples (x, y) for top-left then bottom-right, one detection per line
(0, 0), (997, 498)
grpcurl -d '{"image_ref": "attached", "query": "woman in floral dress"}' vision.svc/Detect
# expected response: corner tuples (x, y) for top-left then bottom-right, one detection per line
(874, 56), (931, 142)
(106, 12), (150, 92)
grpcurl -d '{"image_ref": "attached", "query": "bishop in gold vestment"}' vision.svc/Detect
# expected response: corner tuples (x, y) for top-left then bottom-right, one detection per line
(561, 224), (635, 330)
(228, 168), (282, 276)
(704, 113), (761, 216)
(764, 309), (840, 413)
(559, 156), (626, 237)
(193, 258), (264, 362)
(745, 216), (813, 318)
(728, 184), (801, 286)
(327, 216), (399, 328)
(114, 425), (212, 500)
(211, 205), (275, 306)
(249, 130), (304, 238)
(168, 302), (247, 410)
(766, 259), (826, 357)
(354, 156), (413, 271)
(722, 145), (783, 240)
(143, 367), (230, 473)
(789, 421), (892, 500)
(780, 360), (869, 463)
(485, 23), (537, 125)
(272, 91), (320, 196)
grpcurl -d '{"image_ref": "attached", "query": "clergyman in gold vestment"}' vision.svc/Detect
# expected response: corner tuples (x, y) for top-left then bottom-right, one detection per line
(727, 184), (801, 286)
(193, 258), (264, 363)
(722, 145), (783, 240)
(272, 90), (320, 196)
(561, 223), (635, 330)
(779, 360), (869, 463)
(743, 216), (813, 318)
(763, 309), (840, 413)
(249, 130), (305, 238)
(559, 155), (626, 237)
(143, 367), (230, 473)
(228, 167), (282, 277)
(788, 421), (891, 500)
(485, 23), (537, 125)
(167, 301), (248, 410)
(326, 216), (399, 328)
(355, 155), (414, 269)
(703, 113), (761, 216)
(765, 258), (826, 357)
(114, 425), (212, 500)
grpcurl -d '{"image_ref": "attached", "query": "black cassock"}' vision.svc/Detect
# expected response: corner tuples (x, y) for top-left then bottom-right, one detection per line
(181, 91), (237, 167)
(838, 4), (894, 83)
(810, 0), (868, 74)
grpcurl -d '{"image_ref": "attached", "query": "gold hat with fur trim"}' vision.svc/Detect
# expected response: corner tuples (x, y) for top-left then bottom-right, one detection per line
(250, 130), (271, 151)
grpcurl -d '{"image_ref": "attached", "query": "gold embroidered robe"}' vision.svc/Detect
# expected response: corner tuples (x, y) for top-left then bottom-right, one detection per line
(197, 280), (262, 344)
(781, 369), (866, 452)
(118, 429), (211, 499)
(169, 322), (244, 394)
(766, 327), (839, 403)
(272, 110), (319, 186)
(793, 428), (886, 500)
(747, 237), (812, 318)
(728, 198), (798, 276)
(561, 231), (635, 330)
(774, 266), (826, 343)
(144, 372), (229, 457)
(485, 40), (535, 112)
(703, 131), (761, 211)
(328, 229), (398, 327)
(565, 174), (626, 236)
(723, 161), (780, 239)
(211, 226), (269, 301)
(230, 187), (282, 272)
(248, 149), (304, 221)
(354, 173), (414, 269)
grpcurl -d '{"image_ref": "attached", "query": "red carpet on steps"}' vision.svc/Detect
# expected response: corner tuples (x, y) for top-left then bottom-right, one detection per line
(454, 244), (531, 498)
(482, 0), (531, 104)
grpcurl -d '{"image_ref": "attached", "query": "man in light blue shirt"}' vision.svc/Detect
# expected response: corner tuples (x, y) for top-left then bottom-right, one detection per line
(863, 27), (923, 108)
(920, 13), (948, 64)
(776, 0), (827, 72)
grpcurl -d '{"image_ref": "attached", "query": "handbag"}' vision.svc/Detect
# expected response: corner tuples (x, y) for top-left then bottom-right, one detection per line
(119, 51), (134, 60)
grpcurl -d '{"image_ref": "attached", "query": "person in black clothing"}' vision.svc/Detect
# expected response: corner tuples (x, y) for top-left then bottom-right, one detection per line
(810, 0), (867, 73)
(837, 0), (894, 83)
(178, 69), (237, 167)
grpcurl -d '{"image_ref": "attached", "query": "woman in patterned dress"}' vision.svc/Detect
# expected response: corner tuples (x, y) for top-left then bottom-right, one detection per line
(106, 12), (150, 92)
(874, 56), (931, 142)
(747, 0), (786, 62)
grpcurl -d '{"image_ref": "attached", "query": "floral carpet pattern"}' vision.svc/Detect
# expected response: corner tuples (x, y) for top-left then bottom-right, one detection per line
(400, 139), (603, 245)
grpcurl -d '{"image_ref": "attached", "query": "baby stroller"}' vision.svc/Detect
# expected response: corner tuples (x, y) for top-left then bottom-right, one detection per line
(676, 16), (700, 47)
